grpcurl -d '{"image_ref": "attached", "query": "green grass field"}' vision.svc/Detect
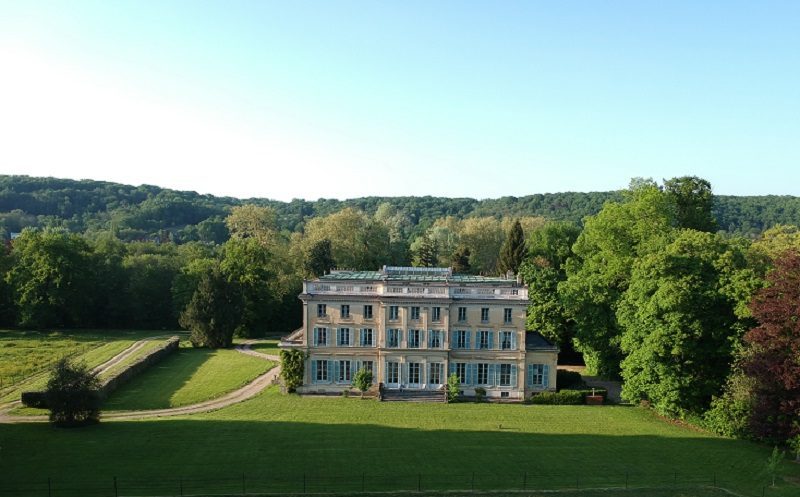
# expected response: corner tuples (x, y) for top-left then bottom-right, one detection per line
(2, 387), (798, 497)
(0, 329), (177, 403)
(102, 347), (275, 410)
(248, 338), (281, 356)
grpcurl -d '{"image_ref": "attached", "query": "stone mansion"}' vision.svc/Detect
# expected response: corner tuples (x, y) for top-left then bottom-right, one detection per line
(281, 266), (558, 400)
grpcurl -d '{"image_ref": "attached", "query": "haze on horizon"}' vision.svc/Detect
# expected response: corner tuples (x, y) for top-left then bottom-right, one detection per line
(1, 1), (799, 202)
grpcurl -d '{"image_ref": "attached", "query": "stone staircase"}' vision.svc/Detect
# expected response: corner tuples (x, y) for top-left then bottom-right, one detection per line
(381, 388), (447, 403)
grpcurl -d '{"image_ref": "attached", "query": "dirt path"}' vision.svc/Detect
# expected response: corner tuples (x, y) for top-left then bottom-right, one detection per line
(92, 335), (174, 375)
(0, 341), (281, 424)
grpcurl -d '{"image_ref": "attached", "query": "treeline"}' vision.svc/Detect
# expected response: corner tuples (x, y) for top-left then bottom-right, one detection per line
(518, 176), (799, 452)
(3, 175), (800, 242)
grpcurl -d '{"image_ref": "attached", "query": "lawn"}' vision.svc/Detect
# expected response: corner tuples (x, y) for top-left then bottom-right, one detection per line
(0, 329), (177, 404)
(1, 388), (797, 497)
(248, 338), (281, 356)
(102, 346), (275, 410)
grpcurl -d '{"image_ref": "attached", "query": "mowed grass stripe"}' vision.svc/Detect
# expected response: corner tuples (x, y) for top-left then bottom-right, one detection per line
(102, 347), (274, 410)
(3, 387), (797, 497)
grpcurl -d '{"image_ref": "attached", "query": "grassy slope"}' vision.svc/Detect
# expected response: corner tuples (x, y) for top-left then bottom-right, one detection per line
(248, 339), (281, 356)
(2, 388), (798, 497)
(103, 347), (274, 410)
(0, 329), (174, 403)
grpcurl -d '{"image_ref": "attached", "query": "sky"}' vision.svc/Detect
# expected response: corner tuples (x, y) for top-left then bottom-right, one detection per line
(1, 1), (799, 201)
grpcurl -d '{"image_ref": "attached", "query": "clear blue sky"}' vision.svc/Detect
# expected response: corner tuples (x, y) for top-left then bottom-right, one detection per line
(1, 1), (798, 200)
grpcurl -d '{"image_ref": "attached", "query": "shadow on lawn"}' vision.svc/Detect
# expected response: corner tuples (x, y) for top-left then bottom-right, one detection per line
(101, 347), (210, 410)
(2, 418), (798, 497)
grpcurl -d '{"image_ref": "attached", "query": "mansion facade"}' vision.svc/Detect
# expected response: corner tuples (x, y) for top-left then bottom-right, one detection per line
(281, 266), (558, 400)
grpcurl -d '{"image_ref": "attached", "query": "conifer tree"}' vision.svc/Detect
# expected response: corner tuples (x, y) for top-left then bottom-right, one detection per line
(498, 220), (526, 274)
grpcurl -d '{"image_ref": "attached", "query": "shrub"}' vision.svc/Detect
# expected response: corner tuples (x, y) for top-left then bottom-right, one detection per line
(45, 358), (101, 427)
(20, 391), (47, 408)
(529, 390), (584, 405)
(446, 373), (460, 403)
(474, 387), (487, 402)
(352, 367), (373, 398)
(279, 349), (305, 393)
(556, 369), (585, 390)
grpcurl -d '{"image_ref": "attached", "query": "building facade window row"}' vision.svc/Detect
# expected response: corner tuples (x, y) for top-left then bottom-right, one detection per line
(313, 327), (518, 350)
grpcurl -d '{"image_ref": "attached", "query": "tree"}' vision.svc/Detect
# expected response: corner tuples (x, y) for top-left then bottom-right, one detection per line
(225, 205), (278, 245)
(5, 229), (95, 328)
(412, 231), (439, 267)
(663, 176), (716, 232)
(302, 208), (391, 269)
(451, 246), (471, 273)
(740, 250), (800, 443)
(459, 217), (505, 274)
(617, 231), (750, 416)
(447, 373), (460, 403)
(304, 238), (335, 277)
(179, 266), (244, 348)
(45, 358), (101, 427)
(352, 367), (373, 398)
(498, 220), (526, 274)
(280, 349), (305, 393)
(765, 447), (785, 487)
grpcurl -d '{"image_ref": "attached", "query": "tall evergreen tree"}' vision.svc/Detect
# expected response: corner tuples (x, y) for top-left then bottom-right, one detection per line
(414, 232), (439, 267)
(304, 238), (335, 277)
(498, 220), (526, 274)
(179, 266), (244, 348)
(451, 246), (471, 273)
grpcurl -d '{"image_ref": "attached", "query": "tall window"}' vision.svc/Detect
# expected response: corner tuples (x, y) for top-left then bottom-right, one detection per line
(340, 304), (350, 318)
(410, 306), (420, 320)
(429, 330), (442, 348)
(387, 362), (399, 383)
(499, 363), (512, 386)
(389, 305), (399, 320)
(364, 305), (373, 319)
(481, 308), (489, 322)
(337, 360), (352, 383)
(500, 331), (514, 350)
(408, 363), (421, 384)
(408, 329), (421, 348)
(478, 330), (491, 349)
(431, 307), (441, 322)
(337, 327), (351, 346)
(455, 330), (468, 349)
(455, 362), (467, 384)
(504, 308), (512, 324)
(317, 304), (327, 317)
(458, 307), (467, 322)
(362, 361), (374, 373)
(360, 328), (374, 347)
(315, 360), (329, 382)
(477, 363), (489, 385)
(429, 363), (443, 384)
(528, 364), (545, 386)
(313, 327), (328, 346)
(388, 329), (401, 348)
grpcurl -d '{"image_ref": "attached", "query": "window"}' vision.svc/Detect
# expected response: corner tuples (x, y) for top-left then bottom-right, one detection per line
(362, 360), (373, 373)
(314, 360), (329, 382)
(408, 329), (421, 348)
(408, 363), (421, 384)
(477, 363), (489, 385)
(481, 308), (489, 323)
(410, 306), (420, 320)
(500, 331), (514, 350)
(317, 304), (327, 318)
(387, 362), (399, 384)
(340, 304), (350, 318)
(458, 307), (467, 322)
(388, 329), (401, 348)
(455, 330), (468, 349)
(360, 328), (373, 347)
(528, 364), (547, 387)
(499, 363), (512, 386)
(428, 330), (442, 349)
(455, 363), (467, 384)
(478, 330), (491, 349)
(504, 308), (512, 324)
(389, 305), (399, 320)
(337, 360), (352, 383)
(432, 306), (441, 322)
(363, 305), (373, 319)
(313, 327), (328, 346)
(429, 363), (443, 384)
(337, 327), (351, 346)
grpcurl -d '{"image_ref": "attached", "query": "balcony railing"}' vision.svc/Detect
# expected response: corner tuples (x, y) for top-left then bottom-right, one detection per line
(305, 283), (527, 300)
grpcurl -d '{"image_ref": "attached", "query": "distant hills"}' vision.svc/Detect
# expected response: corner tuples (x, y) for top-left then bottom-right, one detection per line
(1, 175), (799, 242)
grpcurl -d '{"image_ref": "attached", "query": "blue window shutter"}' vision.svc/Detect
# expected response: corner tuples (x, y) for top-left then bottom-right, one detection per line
(313, 328), (318, 346)
(489, 364), (496, 386)
(333, 360), (340, 383)
(543, 365), (550, 389)
(402, 363), (407, 385)
(511, 332), (517, 350)
(488, 332), (494, 350)
(349, 329), (353, 346)
(326, 360), (332, 383)
(427, 330), (433, 348)
(311, 360), (317, 384)
(419, 329), (425, 348)
(442, 330), (447, 347)
(466, 332), (471, 350)
(399, 330), (403, 347)
(359, 329), (364, 346)
(527, 364), (534, 387)
(335, 328), (340, 346)
(384, 359), (389, 383)
(511, 364), (517, 388)
(464, 364), (471, 385)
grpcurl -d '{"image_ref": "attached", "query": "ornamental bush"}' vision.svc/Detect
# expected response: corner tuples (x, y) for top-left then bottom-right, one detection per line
(529, 390), (584, 405)
(279, 349), (305, 393)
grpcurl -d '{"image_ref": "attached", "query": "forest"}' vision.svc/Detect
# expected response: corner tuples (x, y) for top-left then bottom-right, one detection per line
(0, 174), (798, 453)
